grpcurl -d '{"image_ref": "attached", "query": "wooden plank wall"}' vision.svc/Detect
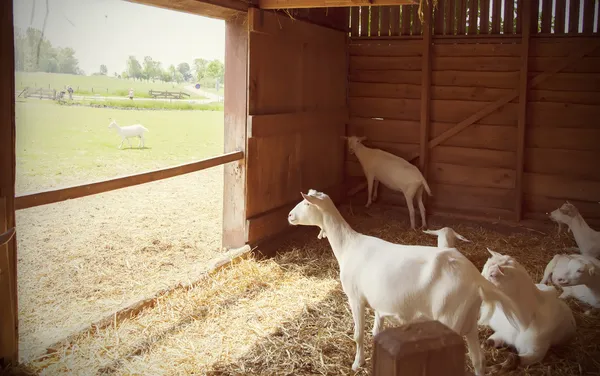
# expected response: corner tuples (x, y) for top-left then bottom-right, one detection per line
(245, 8), (348, 244)
(347, 35), (600, 227)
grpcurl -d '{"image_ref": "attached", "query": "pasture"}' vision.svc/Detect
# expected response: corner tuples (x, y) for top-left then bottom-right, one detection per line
(15, 100), (227, 361)
(15, 71), (204, 99)
(16, 100), (224, 194)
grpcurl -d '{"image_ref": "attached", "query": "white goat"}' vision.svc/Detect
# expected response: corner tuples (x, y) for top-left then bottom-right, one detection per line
(108, 119), (149, 149)
(548, 201), (600, 258)
(540, 253), (600, 310)
(479, 249), (576, 366)
(423, 227), (471, 248)
(344, 136), (432, 229)
(287, 189), (529, 375)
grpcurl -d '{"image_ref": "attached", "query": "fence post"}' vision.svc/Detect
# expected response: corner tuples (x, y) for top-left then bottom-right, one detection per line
(372, 320), (466, 376)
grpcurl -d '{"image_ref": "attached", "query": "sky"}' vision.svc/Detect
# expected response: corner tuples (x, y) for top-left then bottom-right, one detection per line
(13, 0), (225, 75)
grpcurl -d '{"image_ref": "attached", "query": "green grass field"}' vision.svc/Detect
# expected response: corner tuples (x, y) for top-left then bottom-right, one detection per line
(15, 100), (224, 194)
(15, 72), (204, 99)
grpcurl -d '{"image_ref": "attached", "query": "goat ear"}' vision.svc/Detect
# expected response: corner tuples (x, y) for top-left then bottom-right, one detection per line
(340, 136), (348, 140)
(422, 229), (438, 236)
(301, 192), (322, 206)
(589, 265), (596, 277)
(455, 232), (471, 243)
(540, 255), (560, 284)
(487, 248), (501, 257)
(357, 136), (367, 142)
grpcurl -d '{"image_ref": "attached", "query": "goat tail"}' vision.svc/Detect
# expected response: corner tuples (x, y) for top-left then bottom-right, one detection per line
(421, 178), (432, 196)
(478, 279), (529, 333)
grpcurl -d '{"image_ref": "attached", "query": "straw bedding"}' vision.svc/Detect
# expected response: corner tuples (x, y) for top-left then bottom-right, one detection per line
(9, 203), (600, 375)
(15, 167), (224, 362)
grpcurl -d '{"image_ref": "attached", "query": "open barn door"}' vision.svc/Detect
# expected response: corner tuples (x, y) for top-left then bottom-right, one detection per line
(0, 0), (18, 367)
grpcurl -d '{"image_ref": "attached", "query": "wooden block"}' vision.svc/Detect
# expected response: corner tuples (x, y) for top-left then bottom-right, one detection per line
(349, 39), (423, 57)
(432, 71), (520, 89)
(431, 146), (516, 169)
(350, 56), (422, 71)
(350, 70), (422, 85)
(525, 148), (600, 181)
(372, 321), (465, 376)
(527, 126), (600, 151)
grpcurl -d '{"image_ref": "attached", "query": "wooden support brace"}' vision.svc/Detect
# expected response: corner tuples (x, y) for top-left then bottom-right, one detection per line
(419, 0), (432, 217)
(372, 320), (465, 376)
(515, 0), (531, 221)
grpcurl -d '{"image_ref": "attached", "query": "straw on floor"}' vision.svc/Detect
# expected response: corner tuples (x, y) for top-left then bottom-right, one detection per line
(11, 203), (600, 376)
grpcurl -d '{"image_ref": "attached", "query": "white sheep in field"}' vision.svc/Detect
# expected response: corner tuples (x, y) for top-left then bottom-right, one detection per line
(540, 253), (600, 311)
(344, 136), (432, 229)
(548, 201), (600, 258)
(423, 227), (471, 248)
(479, 249), (576, 367)
(287, 189), (530, 375)
(108, 119), (149, 149)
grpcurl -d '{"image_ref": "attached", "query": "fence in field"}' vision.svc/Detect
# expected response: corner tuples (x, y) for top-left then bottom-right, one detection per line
(22, 87), (56, 100)
(148, 90), (191, 99)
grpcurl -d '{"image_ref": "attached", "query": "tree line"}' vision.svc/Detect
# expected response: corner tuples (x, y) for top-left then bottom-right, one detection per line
(14, 27), (225, 86)
(14, 27), (82, 75)
(122, 56), (224, 85)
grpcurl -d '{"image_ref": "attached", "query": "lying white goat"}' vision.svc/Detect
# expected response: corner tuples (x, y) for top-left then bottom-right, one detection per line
(423, 227), (470, 248)
(479, 249), (576, 366)
(288, 189), (529, 375)
(548, 201), (600, 258)
(540, 253), (600, 310)
(108, 119), (149, 149)
(345, 136), (432, 229)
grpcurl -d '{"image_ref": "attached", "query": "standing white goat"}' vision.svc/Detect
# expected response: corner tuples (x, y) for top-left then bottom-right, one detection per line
(548, 201), (600, 258)
(287, 189), (529, 375)
(108, 119), (149, 149)
(540, 253), (600, 311)
(344, 136), (432, 229)
(479, 249), (576, 366)
(423, 227), (471, 248)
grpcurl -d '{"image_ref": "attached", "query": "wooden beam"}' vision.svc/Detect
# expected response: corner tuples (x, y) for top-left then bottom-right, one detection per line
(372, 321), (465, 376)
(420, 1), (432, 175)
(223, 14), (249, 249)
(515, 0), (531, 221)
(0, 0), (17, 366)
(15, 151), (244, 210)
(259, 0), (417, 9)
(127, 0), (247, 20)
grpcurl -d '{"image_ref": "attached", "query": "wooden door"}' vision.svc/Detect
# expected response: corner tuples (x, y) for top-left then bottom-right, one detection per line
(0, 0), (18, 366)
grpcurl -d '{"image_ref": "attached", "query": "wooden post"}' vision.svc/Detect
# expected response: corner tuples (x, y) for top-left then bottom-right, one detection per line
(0, 0), (18, 366)
(420, 0), (432, 214)
(515, 0), (531, 222)
(372, 321), (465, 376)
(222, 14), (248, 249)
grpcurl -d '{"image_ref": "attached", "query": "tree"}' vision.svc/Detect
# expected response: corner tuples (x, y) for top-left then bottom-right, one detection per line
(13, 27), (82, 74)
(177, 62), (193, 82)
(126, 56), (142, 80)
(206, 59), (224, 82)
(99, 64), (108, 75)
(193, 58), (208, 81)
(142, 56), (161, 81)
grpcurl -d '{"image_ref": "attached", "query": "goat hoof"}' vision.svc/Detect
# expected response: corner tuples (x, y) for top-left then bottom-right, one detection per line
(351, 359), (365, 372)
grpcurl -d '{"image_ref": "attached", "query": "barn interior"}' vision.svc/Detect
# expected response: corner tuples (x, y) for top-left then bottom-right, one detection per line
(2, 0), (600, 375)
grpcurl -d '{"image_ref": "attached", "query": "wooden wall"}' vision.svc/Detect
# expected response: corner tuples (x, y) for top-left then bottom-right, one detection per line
(347, 35), (600, 227)
(245, 8), (348, 244)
